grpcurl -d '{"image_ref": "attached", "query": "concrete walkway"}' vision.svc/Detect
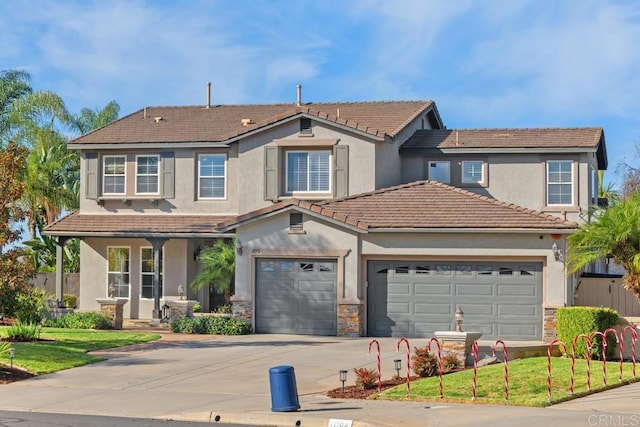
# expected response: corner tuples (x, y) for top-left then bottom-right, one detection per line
(0, 331), (638, 426)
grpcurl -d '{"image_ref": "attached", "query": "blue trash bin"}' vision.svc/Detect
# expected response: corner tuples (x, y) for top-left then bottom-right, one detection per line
(268, 365), (300, 412)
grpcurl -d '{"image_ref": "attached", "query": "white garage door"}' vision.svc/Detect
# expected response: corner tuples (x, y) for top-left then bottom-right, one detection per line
(367, 261), (543, 340)
(255, 258), (337, 335)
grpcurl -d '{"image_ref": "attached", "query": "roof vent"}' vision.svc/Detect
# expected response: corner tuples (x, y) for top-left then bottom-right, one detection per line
(296, 84), (302, 106)
(154, 116), (163, 123)
(206, 82), (211, 109)
(241, 118), (254, 127)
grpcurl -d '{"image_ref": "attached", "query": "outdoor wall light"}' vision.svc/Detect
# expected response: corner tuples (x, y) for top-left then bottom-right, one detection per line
(551, 241), (563, 262)
(394, 359), (402, 377)
(236, 239), (243, 256)
(9, 347), (15, 368)
(177, 283), (185, 300)
(339, 370), (347, 393)
(455, 306), (464, 332)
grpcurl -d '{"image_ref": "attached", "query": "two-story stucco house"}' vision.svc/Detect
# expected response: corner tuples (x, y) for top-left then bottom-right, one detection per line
(44, 90), (607, 342)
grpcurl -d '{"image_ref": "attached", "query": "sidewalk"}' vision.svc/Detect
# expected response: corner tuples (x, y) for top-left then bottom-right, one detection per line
(0, 331), (637, 426)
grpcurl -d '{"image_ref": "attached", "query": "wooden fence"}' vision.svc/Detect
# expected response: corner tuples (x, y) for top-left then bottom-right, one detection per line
(575, 276), (640, 317)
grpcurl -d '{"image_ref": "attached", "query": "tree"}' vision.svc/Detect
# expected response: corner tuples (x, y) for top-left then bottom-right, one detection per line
(71, 100), (120, 134)
(190, 239), (235, 298)
(0, 142), (35, 317)
(567, 193), (640, 300)
(0, 69), (70, 147)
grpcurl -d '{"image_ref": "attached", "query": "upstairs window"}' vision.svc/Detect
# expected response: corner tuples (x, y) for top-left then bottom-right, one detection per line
(428, 161), (450, 184)
(461, 161), (484, 184)
(547, 160), (573, 205)
(199, 154), (226, 199)
(286, 151), (331, 193)
(103, 156), (126, 194)
(140, 247), (163, 299)
(136, 155), (159, 194)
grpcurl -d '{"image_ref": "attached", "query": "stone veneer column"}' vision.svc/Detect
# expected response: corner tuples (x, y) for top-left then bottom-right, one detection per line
(231, 297), (253, 325)
(96, 298), (128, 330)
(338, 300), (364, 337)
(543, 306), (560, 343)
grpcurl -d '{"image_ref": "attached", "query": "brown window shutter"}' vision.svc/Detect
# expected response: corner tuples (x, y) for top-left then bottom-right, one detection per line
(264, 146), (278, 201)
(333, 145), (348, 198)
(85, 152), (98, 200)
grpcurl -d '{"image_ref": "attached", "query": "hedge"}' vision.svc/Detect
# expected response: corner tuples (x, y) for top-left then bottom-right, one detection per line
(557, 306), (619, 360)
(170, 315), (252, 335)
(43, 311), (114, 330)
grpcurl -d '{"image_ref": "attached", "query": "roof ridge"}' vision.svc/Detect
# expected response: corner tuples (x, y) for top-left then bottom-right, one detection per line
(389, 101), (434, 138)
(428, 181), (574, 225)
(432, 126), (602, 132)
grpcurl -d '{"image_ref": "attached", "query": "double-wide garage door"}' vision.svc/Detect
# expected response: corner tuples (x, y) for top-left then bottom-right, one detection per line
(255, 258), (337, 335)
(368, 261), (543, 340)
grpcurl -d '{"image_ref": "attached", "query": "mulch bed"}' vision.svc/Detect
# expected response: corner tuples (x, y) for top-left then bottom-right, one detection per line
(0, 364), (36, 384)
(327, 377), (417, 399)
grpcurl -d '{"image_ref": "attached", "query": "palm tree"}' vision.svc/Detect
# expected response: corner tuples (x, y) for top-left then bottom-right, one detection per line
(20, 127), (78, 239)
(71, 100), (120, 134)
(0, 69), (70, 146)
(190, 239), (235, 303)
(567, 192), (640, 300)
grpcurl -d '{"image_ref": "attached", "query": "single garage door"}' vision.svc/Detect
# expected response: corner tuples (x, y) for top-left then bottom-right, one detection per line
(256, 258), (337, 335)
(368, 261), (543, 340)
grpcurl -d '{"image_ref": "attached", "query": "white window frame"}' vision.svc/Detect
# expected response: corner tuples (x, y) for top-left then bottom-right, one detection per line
(285, 150), (332, 193)
(427, 160), (451, 184)
(103, 155), (126, 195)
(546, 160), (574, 206)
(135, 155), (160, 195)
(198, 153), (227, 200)
(461, 160), (484, 184)
(107, 246), (130, 298)
(140, 247), (164, 300)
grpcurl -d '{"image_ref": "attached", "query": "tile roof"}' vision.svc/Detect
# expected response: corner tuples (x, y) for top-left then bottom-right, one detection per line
(69, 101), (435, 145)
(43, 212), (237, 237)
(222, 181), (576, 231)
(401, 127), (604, 150)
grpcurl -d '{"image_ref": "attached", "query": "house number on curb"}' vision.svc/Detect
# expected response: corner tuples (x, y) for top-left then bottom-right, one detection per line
(327, 419), (353, 427)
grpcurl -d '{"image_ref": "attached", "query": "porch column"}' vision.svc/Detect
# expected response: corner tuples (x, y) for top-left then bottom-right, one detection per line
(54, 237), (70, 302)
(147, 237), (168, 321)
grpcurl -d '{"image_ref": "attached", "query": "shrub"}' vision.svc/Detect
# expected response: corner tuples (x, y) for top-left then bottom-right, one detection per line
(0, 341), (10, 358)
(43, 312), (114, 330)
(62, 294), (78, 308)
(440, 353), (462, 373)
(557, 306), (619, 360)
(411, 346), (438, 377)
(4, 322), (41, 341)
(15, 286), (49, 324)
(353, 367), (378, 390)
(170, 315), (252, 335)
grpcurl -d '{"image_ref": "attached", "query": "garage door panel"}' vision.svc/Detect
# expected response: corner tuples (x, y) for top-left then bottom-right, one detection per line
(455, 283), (494, 296)
(256, 258), (336, 335)
(368, 261), (542, 340)
(415, 284), (451, 296)
(462, 303), (495, 316)
(415, 303), (452, 315)
(498, 304), (537, 316)
(497, 284), (538, 297)
(388, 303), (411, 314)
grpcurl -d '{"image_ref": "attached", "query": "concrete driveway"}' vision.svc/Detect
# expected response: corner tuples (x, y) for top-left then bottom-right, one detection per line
(0, 333), (638, 426)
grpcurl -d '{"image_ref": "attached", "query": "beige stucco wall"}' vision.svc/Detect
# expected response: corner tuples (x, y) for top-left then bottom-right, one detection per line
(400, 151), (598, 224)
(79, 238), (191, 318)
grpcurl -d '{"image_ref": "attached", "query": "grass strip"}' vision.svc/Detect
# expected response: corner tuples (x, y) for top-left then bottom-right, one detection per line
(380, 356), (640, 406)
(0, 327), (160, 374)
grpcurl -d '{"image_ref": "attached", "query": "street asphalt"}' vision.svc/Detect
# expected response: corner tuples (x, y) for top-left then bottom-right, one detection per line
(0, 331), (638, 427)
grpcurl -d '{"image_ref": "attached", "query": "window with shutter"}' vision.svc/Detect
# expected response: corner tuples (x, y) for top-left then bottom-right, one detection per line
(286, 150), (331, 193)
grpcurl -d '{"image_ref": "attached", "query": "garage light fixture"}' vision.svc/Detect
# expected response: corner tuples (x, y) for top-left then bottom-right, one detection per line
(236, 239), (243, 256)
(551, 241), (563, 262)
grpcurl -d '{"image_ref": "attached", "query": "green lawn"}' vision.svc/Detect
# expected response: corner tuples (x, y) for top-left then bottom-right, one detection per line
(0, 327), (160, 374)
(380, 357), (640, 406)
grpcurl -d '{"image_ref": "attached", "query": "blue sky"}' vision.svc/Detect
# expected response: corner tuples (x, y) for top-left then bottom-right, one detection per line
(2, 0), (639, 188)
